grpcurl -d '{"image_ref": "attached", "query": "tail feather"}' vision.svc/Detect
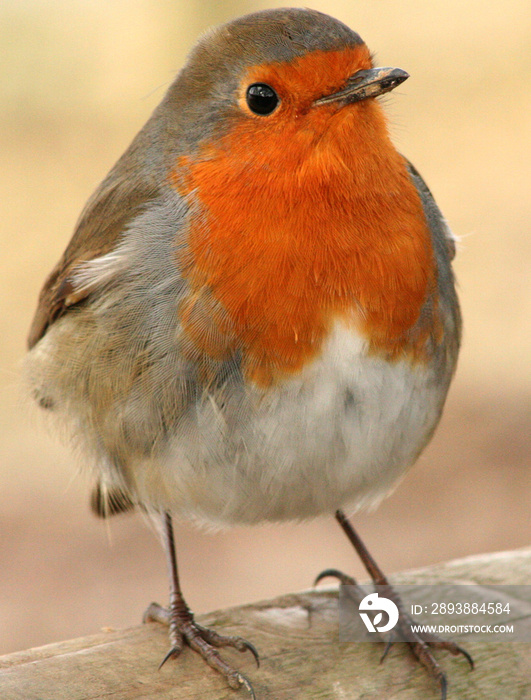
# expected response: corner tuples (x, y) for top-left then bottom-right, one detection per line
(90, 482), (135, 518)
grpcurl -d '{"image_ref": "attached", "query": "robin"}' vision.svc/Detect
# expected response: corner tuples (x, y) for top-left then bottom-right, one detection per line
(26, 7), (472, 699)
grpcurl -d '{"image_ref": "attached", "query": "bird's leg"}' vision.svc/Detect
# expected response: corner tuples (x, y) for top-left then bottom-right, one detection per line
(315, 509), (473, 700)
(143, 513), (259, 697)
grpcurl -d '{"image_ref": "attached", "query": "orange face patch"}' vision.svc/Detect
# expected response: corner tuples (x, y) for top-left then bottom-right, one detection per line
(238, 45), (373, 117)
(171, 47), (439, 386)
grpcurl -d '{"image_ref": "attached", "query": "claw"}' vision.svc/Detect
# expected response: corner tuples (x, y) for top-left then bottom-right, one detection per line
(454, 644), (474, 670)
(234, 672), (257, 699)
(314, 568), (358, 587)
(241, 639), (260, 668)
(439, 672), (448, 700)
(158, 645), (182, 670)
(379, 633), (394, 663)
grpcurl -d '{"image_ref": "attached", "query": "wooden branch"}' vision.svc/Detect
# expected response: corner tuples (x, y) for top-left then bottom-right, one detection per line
(2, 548), (530, 699)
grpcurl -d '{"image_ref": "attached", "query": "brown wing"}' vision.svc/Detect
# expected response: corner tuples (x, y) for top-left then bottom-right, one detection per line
(27, 169), (159, 349)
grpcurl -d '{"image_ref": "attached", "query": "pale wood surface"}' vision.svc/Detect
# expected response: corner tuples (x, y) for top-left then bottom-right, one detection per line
(2, 549), (530, 700)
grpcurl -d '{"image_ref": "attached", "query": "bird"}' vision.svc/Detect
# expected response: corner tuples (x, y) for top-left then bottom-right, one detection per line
(25, 7), (472, 699)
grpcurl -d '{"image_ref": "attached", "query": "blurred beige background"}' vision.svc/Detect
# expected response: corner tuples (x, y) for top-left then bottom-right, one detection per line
(1, 0), (529, 657)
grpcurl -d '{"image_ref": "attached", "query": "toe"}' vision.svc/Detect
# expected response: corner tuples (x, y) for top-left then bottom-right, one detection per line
(143, 602), (170, 625)
(194, 624), (260, 666)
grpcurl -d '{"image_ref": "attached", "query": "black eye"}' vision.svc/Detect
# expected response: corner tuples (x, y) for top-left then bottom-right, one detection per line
(246, 83), (279, 115)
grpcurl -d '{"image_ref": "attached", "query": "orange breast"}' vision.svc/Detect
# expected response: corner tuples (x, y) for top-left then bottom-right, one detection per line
(171, 60), (438, 386)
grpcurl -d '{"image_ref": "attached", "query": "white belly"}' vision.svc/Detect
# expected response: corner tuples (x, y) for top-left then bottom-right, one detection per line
(125, 322), (447, 526)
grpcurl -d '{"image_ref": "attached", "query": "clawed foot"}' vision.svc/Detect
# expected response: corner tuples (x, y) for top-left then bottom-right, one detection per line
(315, 569), (473, 700)
(150, 514), (259, 696)
(144, 602), (259, 698)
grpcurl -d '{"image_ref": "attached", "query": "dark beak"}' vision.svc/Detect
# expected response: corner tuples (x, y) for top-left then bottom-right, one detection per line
(315, 66), (409, 106)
